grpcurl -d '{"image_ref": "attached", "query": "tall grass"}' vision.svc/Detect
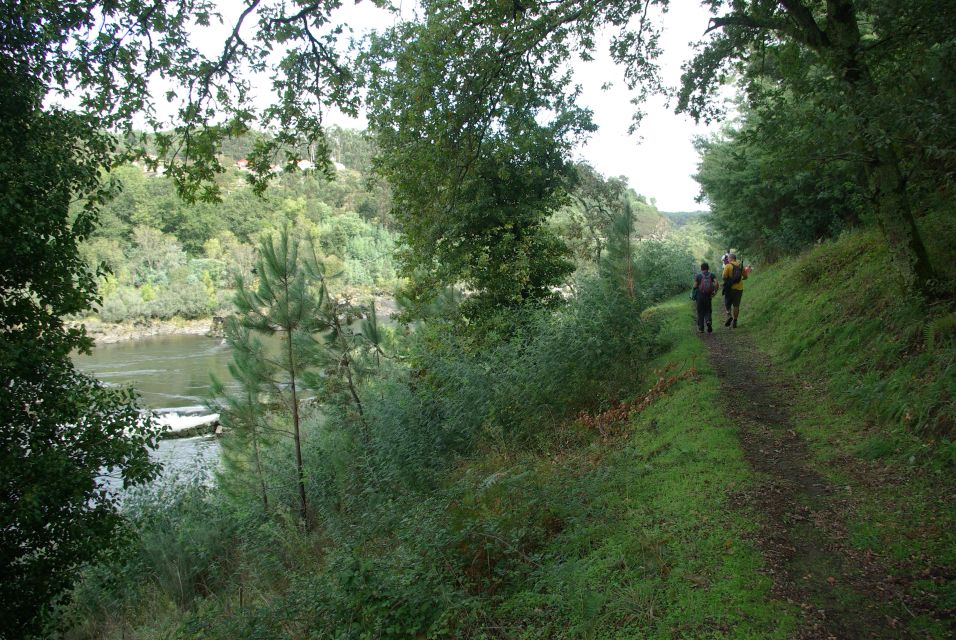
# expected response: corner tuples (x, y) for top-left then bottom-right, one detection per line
(56, 220), (703, 638)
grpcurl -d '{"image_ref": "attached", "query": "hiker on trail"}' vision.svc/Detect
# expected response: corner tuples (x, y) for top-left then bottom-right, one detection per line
(693, 262), (718, 333)
(722, 253), (747, 328)
(720, 252), (733, 322)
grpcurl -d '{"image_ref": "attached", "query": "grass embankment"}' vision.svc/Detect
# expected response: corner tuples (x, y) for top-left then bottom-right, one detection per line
(66, 218), (955, 638)
(470, 299), (795, 636)
(205, 300), (798, 638)
(740, 214), (956, 631)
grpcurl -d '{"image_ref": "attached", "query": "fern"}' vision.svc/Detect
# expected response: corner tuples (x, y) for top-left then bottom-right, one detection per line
(924, 312), (956, 349)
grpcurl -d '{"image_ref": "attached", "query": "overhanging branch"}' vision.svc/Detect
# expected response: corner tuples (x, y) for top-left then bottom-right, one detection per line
(705, 14), (789, 35)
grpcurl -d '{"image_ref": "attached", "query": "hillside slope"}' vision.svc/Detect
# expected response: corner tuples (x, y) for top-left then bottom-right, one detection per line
(60, 220), (955, 639)
(717, 216), (956, 636)
(744, 215), (955, 460)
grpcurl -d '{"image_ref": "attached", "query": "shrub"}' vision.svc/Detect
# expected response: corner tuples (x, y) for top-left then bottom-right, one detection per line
(632, 238), (696, 303)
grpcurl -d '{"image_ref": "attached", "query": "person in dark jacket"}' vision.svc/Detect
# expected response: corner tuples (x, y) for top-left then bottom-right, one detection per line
(693, 262), (718, 333)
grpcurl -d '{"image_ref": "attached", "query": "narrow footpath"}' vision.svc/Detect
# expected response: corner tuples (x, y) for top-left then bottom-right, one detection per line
(703, 326), (928, 639)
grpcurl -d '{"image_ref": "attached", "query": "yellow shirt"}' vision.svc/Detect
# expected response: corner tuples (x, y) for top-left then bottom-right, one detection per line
(722, 260), (747, 291)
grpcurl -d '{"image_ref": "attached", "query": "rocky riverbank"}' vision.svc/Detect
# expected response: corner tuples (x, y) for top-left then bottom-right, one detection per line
(74, 317), (217, 345)
(73, 296), (397, 345)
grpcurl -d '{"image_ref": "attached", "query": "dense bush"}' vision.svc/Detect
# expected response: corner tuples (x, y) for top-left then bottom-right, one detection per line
(695, 104), (864, 262)
(631, 239), (696, 303)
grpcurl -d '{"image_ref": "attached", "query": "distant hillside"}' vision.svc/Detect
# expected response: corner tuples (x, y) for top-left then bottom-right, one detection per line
(632, 197), (671, 237)
(661, 210), (708, 227)
(658, 210), (722, 263)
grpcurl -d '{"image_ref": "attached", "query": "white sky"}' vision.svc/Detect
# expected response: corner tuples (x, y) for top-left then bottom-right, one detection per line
(567, 3), (722, 212)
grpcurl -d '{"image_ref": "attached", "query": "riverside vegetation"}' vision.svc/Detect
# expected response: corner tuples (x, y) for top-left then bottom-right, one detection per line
(55, 216), (956, 639)
(3, 1), (955, 639)
(72, 133), (671, 332)
(74, 128), (399, 327)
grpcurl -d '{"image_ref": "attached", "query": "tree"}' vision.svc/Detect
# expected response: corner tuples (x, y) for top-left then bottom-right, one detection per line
(233, 227), (327, 523)
(601, 200), (638, 300)
(694, 96), (865, 260)
(567, 163), (629, 262)
(360, 0), (952, 298)
(0, 48), (162, 640)
(2, 1), (365, 628)
(671, 0), (954, 296)
(364, 0), (598, 319)
(311, 296), (372, 444)
(212, 319), (274, 513)
(130, 226), (186, 285)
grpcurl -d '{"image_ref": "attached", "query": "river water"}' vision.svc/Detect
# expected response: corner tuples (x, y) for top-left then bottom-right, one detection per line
(73, 311), (386, 489)
(73, 334), (234, 485)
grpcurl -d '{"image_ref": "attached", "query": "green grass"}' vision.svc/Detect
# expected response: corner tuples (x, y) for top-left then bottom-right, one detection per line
(745, 215), (956, 452)
(89, 298), (795, 640)
(481, 298), (797, 638)
(65, 218), (956, 638)
(739, 215), (956, 635)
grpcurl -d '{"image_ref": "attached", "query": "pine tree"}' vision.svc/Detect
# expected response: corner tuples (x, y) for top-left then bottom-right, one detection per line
(601, 199), (637, 300)
(211, 318), (273, 513)
(232, 225), (325, 523)
(360, 300), (386, 369)
(321, 297), (370, 445)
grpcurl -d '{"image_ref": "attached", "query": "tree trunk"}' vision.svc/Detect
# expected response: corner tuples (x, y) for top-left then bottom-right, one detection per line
(819, 0), (938, 298)
(331, 311), (369, 445)
(287, 330), (308, 523)
(251, 421), (269, 512)
(867, 144), (936, 295)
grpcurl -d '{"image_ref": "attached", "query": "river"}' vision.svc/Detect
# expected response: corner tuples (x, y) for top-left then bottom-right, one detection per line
(73, 334), (234, 485)
(73, 308), (390, 489)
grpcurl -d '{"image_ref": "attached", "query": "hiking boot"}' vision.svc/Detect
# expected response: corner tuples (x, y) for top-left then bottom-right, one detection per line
(732, 319), (738, 328)
(724, 316), (733, 327)
(706, 322), (712, 333)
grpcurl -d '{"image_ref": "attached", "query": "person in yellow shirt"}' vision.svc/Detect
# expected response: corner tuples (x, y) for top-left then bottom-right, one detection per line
(721, 253), (748, 328)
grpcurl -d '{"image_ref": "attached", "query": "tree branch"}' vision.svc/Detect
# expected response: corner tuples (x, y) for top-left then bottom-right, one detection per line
(705, 14), (789, 35)
(196, 0), (262, 106)
(779, 0), (830, 49)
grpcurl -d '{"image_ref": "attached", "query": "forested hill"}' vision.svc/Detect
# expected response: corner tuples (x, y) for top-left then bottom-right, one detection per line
(660, 210), (707, 227)
(77, 138), (677, 326)
(78, 127), (393, 325)
(211, 126), (376, 175)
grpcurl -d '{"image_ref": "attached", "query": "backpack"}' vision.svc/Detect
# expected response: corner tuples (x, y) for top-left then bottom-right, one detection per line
(698, 272), (715, 296)
(729, 263), (743, 286)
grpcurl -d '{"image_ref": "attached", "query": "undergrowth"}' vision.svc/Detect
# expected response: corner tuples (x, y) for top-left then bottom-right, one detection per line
(745, 211), (956, 465)
(57, 213), (956, 639)
(56, 285), (796, 638)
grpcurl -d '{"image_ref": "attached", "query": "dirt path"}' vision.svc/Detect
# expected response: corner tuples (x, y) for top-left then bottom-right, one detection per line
(703, 326), (921, 639)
